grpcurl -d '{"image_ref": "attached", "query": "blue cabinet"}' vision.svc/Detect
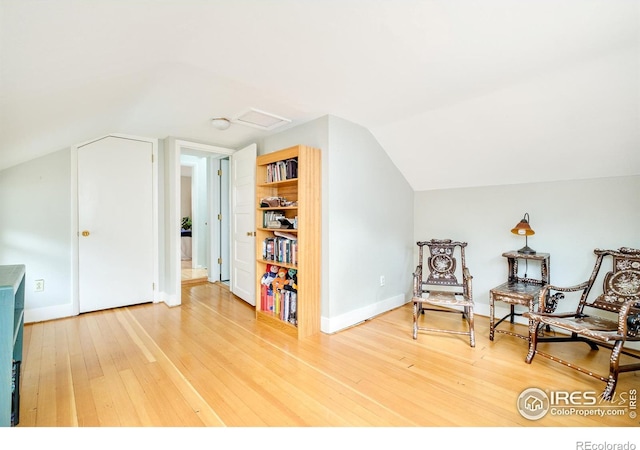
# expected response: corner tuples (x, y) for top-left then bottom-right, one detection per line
(0, 265), (25, 427)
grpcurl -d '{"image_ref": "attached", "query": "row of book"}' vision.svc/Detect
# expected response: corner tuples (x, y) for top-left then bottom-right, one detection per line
(11, 360), (20, 426)
(265, 158), (298, 183)
(260, 285), (297, 325)
(263, 236), (298, 265)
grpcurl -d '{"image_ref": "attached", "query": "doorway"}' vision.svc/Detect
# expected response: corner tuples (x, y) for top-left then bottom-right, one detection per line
(179, 155), (231, 286)
(166, 139), (255, 308)
(179, 162), (207, 285)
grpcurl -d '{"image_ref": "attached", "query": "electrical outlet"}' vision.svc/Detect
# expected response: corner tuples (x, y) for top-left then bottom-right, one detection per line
(380, 275), (385, 287)
(35, 279), (44, 292)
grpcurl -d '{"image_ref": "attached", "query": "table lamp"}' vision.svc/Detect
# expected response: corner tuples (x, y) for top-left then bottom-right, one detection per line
(511, 213), (536, 255)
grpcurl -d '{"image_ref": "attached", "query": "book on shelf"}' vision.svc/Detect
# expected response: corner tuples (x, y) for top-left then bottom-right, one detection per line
(259, 264), (298, 325)
(281, 290), (297, 325)
(285, 158), (298, 179)
(265, 157), (298, 183)
(262, 210), (295, 229)
(11, 360), (20, 426)
(261, 286), (274, 313)
(262, 236), (297, 265)
(260, 264), (278, 312)
(263, 210), (283, 227)
(270, 286), (297, 325)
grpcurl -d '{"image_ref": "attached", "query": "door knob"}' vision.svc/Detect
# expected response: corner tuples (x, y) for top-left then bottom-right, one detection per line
(81, 230), (90, 237)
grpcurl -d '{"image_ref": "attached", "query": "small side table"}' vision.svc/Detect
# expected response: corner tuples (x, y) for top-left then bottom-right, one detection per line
(489, 251), (550, 341)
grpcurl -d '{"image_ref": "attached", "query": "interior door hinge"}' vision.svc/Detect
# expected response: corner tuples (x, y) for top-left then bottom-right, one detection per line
(152, 282), (155, 290)
(218, 257), (222, 264)
(218, 213), (222, 221)
(217, 169), (222, 176)
(151, 154), (154, 163)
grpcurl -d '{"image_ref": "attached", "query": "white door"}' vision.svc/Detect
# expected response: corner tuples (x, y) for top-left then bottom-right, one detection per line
(230, 143), (256, 305)
(77, 136), (154, 313)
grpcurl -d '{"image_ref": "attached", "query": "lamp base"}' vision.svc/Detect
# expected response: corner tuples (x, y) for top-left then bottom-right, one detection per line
(517, 245), (536, 255)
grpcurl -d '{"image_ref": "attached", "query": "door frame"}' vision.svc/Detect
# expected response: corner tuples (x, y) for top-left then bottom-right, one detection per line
(70, 133), (159, 316)
(219, 157), (231, 282)
(166, 138), (235, 306)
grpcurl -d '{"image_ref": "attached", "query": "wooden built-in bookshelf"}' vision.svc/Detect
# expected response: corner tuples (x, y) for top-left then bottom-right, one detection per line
(255, 145), (321, 339)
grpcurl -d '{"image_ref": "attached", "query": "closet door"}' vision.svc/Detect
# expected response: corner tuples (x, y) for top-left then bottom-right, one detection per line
(77, 135), (154, 313)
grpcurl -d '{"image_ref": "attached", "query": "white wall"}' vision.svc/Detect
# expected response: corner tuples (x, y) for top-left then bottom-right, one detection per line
(261, 115), (415, 333)
(325, 116), (414, 331)
(414, 175), (640, 325)
(0, 149), (74, 322)
(160, 137), (180, 305)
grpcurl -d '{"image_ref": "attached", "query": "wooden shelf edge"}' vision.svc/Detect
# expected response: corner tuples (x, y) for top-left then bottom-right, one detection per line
(257, 178), (298, 187)
(257, 259), (297, 270)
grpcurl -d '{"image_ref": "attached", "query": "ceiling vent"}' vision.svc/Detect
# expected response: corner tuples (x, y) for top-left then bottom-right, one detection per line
(232, 108), (292, 131)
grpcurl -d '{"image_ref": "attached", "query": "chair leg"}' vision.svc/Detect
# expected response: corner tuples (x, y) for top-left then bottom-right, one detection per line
(467, 306), (475, 348)
(412, 301), (419, 340)
(525, 320), (540, 363)
(602, 340), (623, 401)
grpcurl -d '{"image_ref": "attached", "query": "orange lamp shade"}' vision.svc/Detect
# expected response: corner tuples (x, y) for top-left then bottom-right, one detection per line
(511, 220), (535, 236)
(511, 213), (536, 255)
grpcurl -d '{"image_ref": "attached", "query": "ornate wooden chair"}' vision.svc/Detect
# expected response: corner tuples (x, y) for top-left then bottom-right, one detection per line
(412, 239), (475, 347)
(524, 247), (640, 400)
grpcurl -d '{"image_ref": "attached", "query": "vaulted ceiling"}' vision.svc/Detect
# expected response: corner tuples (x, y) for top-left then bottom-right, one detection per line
(1, 0), (638, 190)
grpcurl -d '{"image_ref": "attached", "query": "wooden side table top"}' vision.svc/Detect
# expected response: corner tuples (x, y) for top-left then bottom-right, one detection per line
(490, 280), (544, 305)
(501, 251), (550, 260)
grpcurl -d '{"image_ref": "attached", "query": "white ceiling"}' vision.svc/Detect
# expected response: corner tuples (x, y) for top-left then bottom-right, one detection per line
(1, 0), (638, 190)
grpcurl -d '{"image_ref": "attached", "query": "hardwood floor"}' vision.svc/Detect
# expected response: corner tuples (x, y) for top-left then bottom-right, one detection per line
(181, 260), (209, 286)
(13, 282), (640, 432)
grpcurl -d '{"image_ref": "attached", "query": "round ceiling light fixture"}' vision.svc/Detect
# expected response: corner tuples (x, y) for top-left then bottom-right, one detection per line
(211, 117), (231, 130)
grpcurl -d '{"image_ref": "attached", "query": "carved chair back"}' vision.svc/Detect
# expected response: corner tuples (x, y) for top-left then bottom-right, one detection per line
(579, 247), (640, 337)
(416, 239), (469, 296)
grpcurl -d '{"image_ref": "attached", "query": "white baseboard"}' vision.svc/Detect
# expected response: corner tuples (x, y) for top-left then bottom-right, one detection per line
(25, 303), (76, 324)
(321, 293), (408, 334)
(158, 290), (180, 307)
